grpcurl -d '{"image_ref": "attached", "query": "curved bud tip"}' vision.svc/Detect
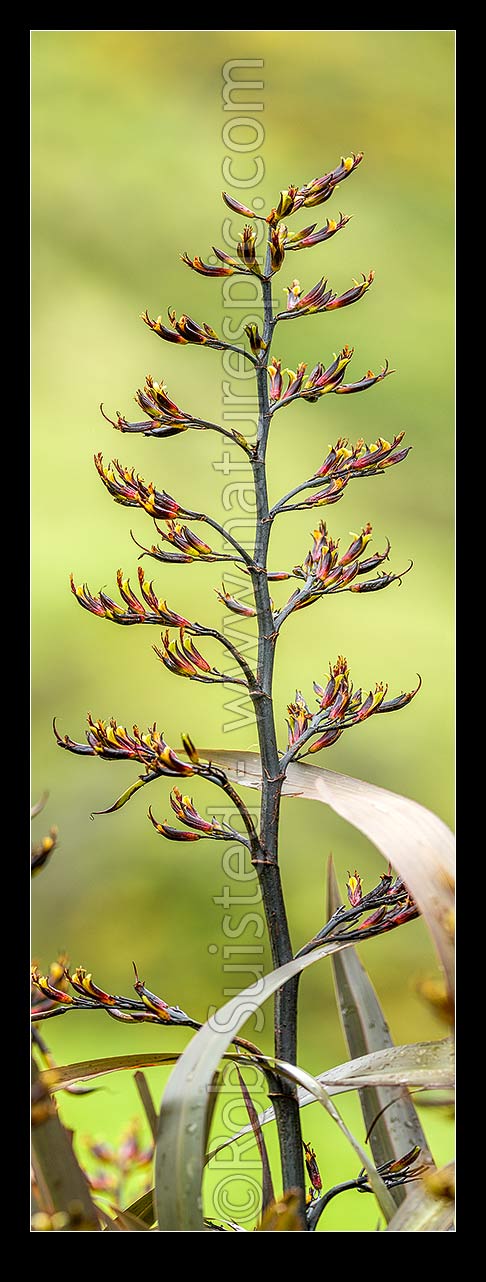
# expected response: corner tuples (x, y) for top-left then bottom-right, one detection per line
(181, 733), (200, 764)
(222, 192), (256, 219)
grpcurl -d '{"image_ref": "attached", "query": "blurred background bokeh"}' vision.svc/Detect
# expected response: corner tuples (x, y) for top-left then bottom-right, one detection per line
(32, 30), (454, 1230)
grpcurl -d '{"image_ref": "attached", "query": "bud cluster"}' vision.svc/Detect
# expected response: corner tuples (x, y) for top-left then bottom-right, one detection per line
(284, 656), (420, 759)
(31, 961), (198, 1028)
(296, 866), (419, 958)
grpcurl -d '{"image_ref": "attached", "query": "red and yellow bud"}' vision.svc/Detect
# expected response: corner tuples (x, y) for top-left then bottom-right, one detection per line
(353, 683), (388, 722)
(301, 477), (347, 510)
(268, 359), (283, 402)
(135, 374), (187, 421)
(244, 323), (267, 355)
(236, 225), (262, 275)
(311, 434), (410, 487)
(142, 307), (222, 348)
(31, 966), (73, 1006)
(212, 246), (242, 271)
(222, 193), (257, 219)
(347, 871), (363, 907)
(181, 733), (200, 764)
(324, 271), (374, 310)
(285, 363), (308, 399)
(134, 519), (223, 566)
(285, 279), (302, 310)
(284, 212), (350, 251)
(280, 276), (335, 317)
(303, 1141), (322, 1192)
(287, 655), (420, 760)
(290, 522), (397, 603)
(216, 586), (257, 617)
(314, 439), (353, 478)
(339, 523), (373, 566)
(328, 678), (352, 722)
(68, 967), (117, 1005)
(286, 691), (312, 747)
(70, 567), (191, 629)
(170, 788), (215, 832)
(181, 251), (236, 278)
(54, 715), (195, 781)
(313, 673), (339, 711)
(334, 359), (393, 395)
(132, 964), (172, 1020)
(271, 347), (394, 411)
(94, 454), (182, 521)
(283, 222), (317, 245)
(269, 226), (287, 272)
(374, 674), (422, 713)
(148, 810), (202, 841)
(132, 964), (192, 1025)
(302, 347), (355, 400)
(307, 727), (343, 752)
(153, 628), (217, 680)
(297, 153), (364, 208)
(149, 789), (227, 843)
(94, 453), (141, 506)
(266, 186), (302, 225)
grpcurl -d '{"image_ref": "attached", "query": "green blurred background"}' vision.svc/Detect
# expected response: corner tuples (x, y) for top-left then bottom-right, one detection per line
(32, 30), (454, 1230)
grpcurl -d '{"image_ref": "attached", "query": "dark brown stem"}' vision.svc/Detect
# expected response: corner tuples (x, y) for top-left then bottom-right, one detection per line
(191, 625), (257, 686)
(202, 767), (261, 857)
(269, 468), (380, 518)
(247, 257), (306, 1221)
(183, 508), (255, 567)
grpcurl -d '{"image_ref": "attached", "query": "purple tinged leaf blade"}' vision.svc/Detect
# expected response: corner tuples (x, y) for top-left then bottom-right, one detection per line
(235, 1065), (275, 1213)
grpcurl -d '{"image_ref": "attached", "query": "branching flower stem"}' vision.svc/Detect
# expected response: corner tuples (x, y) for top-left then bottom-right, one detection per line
(201, 766), (261, 857)
(183, 509), (254, 568)
(191, 625), (257, 687)
(189, 418), (254, 456)
(246, 245), (306, 1219)
(268, 470), (382, 518)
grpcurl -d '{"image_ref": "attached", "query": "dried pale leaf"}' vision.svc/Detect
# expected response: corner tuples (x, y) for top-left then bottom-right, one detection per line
(40, 1050), (259, 1096)
(205, 1038), (454, 1164)
(198, 749), (455, 998)
(39, 1053), (182, 1091)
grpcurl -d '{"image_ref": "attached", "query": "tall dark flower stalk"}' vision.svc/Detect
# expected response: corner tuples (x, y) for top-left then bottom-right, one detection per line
(54, 154), (420, 1221)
